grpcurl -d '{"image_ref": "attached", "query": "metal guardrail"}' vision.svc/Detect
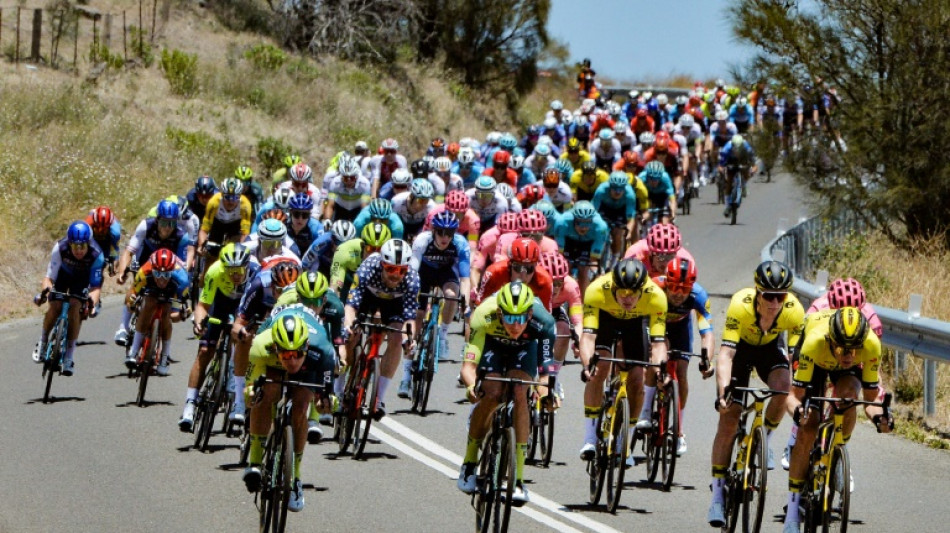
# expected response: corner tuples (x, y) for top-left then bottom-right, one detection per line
(762, 214), (950, 417)
(600, 86), (692, 101)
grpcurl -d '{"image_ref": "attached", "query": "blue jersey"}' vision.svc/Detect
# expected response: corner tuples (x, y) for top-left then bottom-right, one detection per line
(301, 232), (335, 273)
(515, 168), (537, 189)
(409, 231), (471, 278)
(719, 140), (756, 167)
(591, 182), (637, 219)
(134, 218), (193, 263)
(665, 281), (714, 335)
(729, 103), (756, 125)
(287, 218), (323, 258)
(638, 170), (675, 197)
(454, 162), (486, 189)
(352, 208), (405, 240)
(554, 212), (609, 258)
(47, 239), (106, 289)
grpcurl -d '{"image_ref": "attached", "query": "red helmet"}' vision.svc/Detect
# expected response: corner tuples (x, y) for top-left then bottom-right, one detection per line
(446, 142), (460, 157)
(261, 208), (287, 223)
(622, 151), (639, 166)
(665, 257), (697, 290)
(445, 190), (469, 212)
(654, 131), (670, 151)
(691, 108), (706, 121)
(540, 252), (569, 280)
(518, 209), (547, 233)
(519, 184), (545, 206)
(827, 278), (866, 309)
(542, 167), (560, 186)
(688, 96), (702, 107)
(510, 238), (540, 264)
(646, 223), (682, 254)
(492, 150), (511, 166)
(496, 212), (519, 234)
(150, 248), (177, 273)
(636, 107), (648, 118)
(90, 206), (115, 234)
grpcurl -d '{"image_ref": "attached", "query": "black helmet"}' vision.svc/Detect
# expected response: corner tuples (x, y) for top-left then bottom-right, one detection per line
(410, 159), (429, 179)
(581, 160), (597, 173)
(829, 307), (869, 349)
(754, 260), (793, 292)
(612, 258), (648, 291)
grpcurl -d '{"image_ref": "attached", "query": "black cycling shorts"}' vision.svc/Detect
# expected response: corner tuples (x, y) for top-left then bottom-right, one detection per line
(357, 291), (408, 325)
(727, 338), (789, 402)
(592, 313), (649, 364)
(477, 336), (538, 379)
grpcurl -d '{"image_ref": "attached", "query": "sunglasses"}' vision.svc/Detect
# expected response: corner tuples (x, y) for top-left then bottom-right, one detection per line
(291, 211), (310, 219)
(302, 296), (325, 308)
(667, 284), (692, 296)
(153, 269), (175, 280)
(522, 231), (543, 240)
(224, 266), (246, 277)
(157, 219), (177, 229)
(574, 221), (592, 229)
(434, 228), (456, 237)
(69, 242), (89, 251)
(511, 263), (535, 274)
(501, 313), (529, 325)
(261, 238), (281, 247)
(278, 349), (306, 361)
(761, 292), (788, 302)
(382, 263), (409, 276)
(653, 253), (676, 264)
(198, 193), (214, 201)
(223, 194), (241, 202)
(832, 345), (857, 357)
(476, 192), (494, 199)
(552, 280), (565, 289)
(615, 288), (639, 299)
(383, 149), (397, 154)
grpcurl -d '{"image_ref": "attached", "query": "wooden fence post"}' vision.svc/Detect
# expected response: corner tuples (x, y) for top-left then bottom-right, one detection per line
(15, 7), (21, 65)
(105, 14), (112, 49)
(122, 11), (127, 62)
(30, 9), (41, 62)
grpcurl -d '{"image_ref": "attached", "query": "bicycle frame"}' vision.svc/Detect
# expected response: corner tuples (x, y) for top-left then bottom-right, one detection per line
(41, 290), (89, 402)
(730, 387), (784, 487)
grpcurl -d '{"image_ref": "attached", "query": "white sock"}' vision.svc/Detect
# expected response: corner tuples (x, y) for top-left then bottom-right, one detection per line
(439, 323), (449, 340)
(186, 387), (198, 402)
(711, 477), (726, 504)
(121, 306), (133, 330)
(233, 376), (246, 411)
(785, 491), (801, 523)
(584, 417), (598, 445)
(65, 340), (77, 362)
(787, 424), (798, 448)
(640, 386), (657, 418)
(161, 340), (171, 359)
(377, 376), (391, 405)
(402, 359), (413, 381)
(334, 374), (345, 397)
(679, 409), (685, 434)
(766, 427), (774, 449)
(129, 331), (145, 357)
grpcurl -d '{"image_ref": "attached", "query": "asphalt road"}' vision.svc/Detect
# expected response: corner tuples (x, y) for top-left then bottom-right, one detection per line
(2, 173), (948, 533)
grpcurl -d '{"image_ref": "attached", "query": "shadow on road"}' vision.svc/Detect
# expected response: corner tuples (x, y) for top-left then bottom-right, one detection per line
(114, 400), (175, 408)
(562, 502), (652, 515)
(25, 396), (86, 404)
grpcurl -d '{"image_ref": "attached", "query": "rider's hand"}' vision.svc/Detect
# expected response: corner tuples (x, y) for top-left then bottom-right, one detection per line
(701, 366), (715, 379)
(125, 293), (137, 309)
(466, 384), (479, 404)
(193, 320), (204, 337)
(581, 365), (595, 383)
(872, 413), (894, 434)
(716, 394), (733, 411)
(117, 272), (128, 285)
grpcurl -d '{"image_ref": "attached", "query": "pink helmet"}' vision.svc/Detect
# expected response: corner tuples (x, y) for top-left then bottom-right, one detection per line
(445, 189), (469, 212)
(496, 212), (519, 234)
(827, 278), (867, 309)
(518, 209), (547, 233)
(540, 252), (569, 280)
(646, 223), (682, 254)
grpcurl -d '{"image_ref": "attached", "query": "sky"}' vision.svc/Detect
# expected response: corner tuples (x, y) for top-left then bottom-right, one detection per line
(546, 0), (757, 84)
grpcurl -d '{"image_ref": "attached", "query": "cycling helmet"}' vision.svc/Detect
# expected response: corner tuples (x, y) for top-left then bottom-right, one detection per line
(657, 94), (669, 106)
(431, 210), (460, 230)
(486, 131), (502, 145)
(830, 307), (870, 349)
(381, 138), (399, 151)
(433, 156), (452, 173)
(475, 175), (497, 193)
(234, 165), (254, 181)
(270, 261), (301, 288)
(497, 212), (520, 234)
(273, 187), (294, 209)
(645, 161), (666, 178)
(282, 154), (302, 168)
(497, 281), (534, 315)
(612, 258), (648, 291)
(90, 206), (115, 234)
(628, 89), (639, 100)
(380, 239), (411, 266)
(655, 131), (671, 151)
(581, 160), (597, 174)
(457, 148), (476, 165)
(510, 154), (525, 170)
(150, 248), (177, 273)
(510, 238), (540, 264)
(195, 176), (217, 195)
(499, 133), (518, 151)
(289, 163), (313, 183)
(67, 220), (93, 243)
(430, 137), (446, 151)
(715, 110), (729, 121)
(636, 105), (648, 118)
(354, 140), (368, 153)
(566, 137), (582, 152)
(361, 222), (391, 248)
(527, 125), (542, 138)
(518, 209), (547, 233)
(367, 198), (392, 219)
(535, 200), (556, 219)
(273, 314), (308, 352)
(731, 133), (745, 147)
(678, 113), (695, 128)
(156, 199), (180, 220)
(447, 142), (460, 157)
(666, 257), (697, 288)
(288, 193), (314, 212)
(572, 201), (596, 221)
(519, 184), (545, 205)
(608, 171), (629, 189)
(496, 183), (514, 201)
(339, 158), (361, 177)
(219, 242), (251, 268)
(331, 220), (357, 244)
(492, 150), (511, 166)
(390, 168), (412, 187)
(259, 219), (287, 241)
(737, 97), (748, 107)
(753, 260), (793, 291)
(675, 95), (688, 105)
(550, 99), (563, 111)
(639, 131), (655, 146)
(827, 278), (867, 309)
(296, 270), (329, 300)
(543, 117), (558, 130)
(613, 122), (627, 135)
(542, 166), (561, 187)
(260, 208), (287, 223)
(555, 159), (574, 179)
(598, 128), (613, 141)
(622, 150), (639, 166)
(410, 159), (429, 179)
(533, 144), (551, 158)
(646, 224), (682, 254)
(409, 179), (435, 200)
(445, 190), (470, 212)
(221, 177), (245, 196)
(539, 252), (569, 280)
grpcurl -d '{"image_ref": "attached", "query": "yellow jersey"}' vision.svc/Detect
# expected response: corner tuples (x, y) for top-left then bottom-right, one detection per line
(569, 168), (610, 199)
(721, 288), (805, 348)
(582, 273), (667, 340)
(793, 308), (881, 387)
(560, 150), (591, 171)
(200, 192), (253, 236)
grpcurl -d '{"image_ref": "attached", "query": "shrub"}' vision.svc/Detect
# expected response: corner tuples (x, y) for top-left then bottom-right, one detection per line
(128, 26), (155, 67)
(161, 48), (199, 97)
(257, 136), (298, 177)
(244, 43), (288, 71)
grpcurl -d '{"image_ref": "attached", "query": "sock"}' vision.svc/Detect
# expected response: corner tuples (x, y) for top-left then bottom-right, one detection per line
(186, 387), (198, 403)
(334, 374), (345, 397)
(65, 340), (77, 362)
(584, 416), (599, 445)
(377, 376), (391, 405)
(161, 340), (171, 359)
(294, 452), (303, 479)
(711, 465), (728, 504)
(121, 306), (133, 330)
(464, 435), (482, 464)
(129, 331), (145, 358)
(249, 434), (266, 465)
(233, 376), (246, 411)
(640, 386), (657, 418)
(516, 442), (528, 482)
(40, 329), (49, 345)
(679, 410), (685, 435)
(551, 360), (562, 375)
(765, 417), (780, 449)
(402, 359), (413, 380)
(785, 479), (803, 523)
(787, 423), (799, 448)
(438, 324), (449, 344)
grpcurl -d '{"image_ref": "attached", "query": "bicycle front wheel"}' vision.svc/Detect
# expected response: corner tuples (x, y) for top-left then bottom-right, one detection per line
(410, 337), (426, 413)
(661, 381), (680, 491)
(43, 320), (65, 403)
(353, 356), (379, 459)
(496, 426), (516, 532)
(539, 404), (555, 468)
(137, 320), (161, 407)
(606, 397), (629, 513)
(272, 425), (294, 533)
(588, 411), (607, 505)
(741, 425), (768, 533)
(822, 445), (850, 533)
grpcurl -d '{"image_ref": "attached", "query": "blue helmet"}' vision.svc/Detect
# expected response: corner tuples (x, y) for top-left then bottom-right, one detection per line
(288, 193), (314, 212)
(156, 199), (180, 220)
(367, 198), (392, 219)
(527, 125), (542, 137)
(554, 159), (574, 179)
(645, 161), (666, 179)
(67, 221), (92, 244)
(608, 171), (628, 189)
(572, 201), (596, 221)
(499, 133), (518, 151)
(195, 176), (217, 195)
(431, 211), (460, 230)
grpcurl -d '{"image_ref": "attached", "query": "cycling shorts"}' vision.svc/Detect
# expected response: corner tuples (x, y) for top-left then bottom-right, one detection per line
(200, 295), (240, 347)
(666, 318), (693, 361)
(332, 204), (360, 223)
(208, 219), (243, 244)
(476, 336), (538, 379)
(53, 272), (92, 296)
(356, 291), (408, 325)
(594, 314), (649, 364)
(599, 204), (627, 229)
(552, 303), (569, 324)
(417, 264), (460, 308)
(793, 364), (876, 392)
(563, 237), (592, 266)
(727, 338), (789, 402)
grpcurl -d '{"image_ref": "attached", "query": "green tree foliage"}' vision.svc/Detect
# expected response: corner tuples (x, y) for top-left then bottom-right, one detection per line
(731, 0), (950, 247)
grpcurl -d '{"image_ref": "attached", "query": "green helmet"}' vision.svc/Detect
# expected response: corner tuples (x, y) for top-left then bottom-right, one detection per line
(296, 271), (329, 301)
(234, 165), (254, 181)
(272, 314), (308, 351)
(497, 281), (534, 315)
(219, 243), (251, 268)
(283, 154), (302, 168)
(361, 222), (391, 248)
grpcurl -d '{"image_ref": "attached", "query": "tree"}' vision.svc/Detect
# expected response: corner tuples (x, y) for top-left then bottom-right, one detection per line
(731, 0), (950, 247)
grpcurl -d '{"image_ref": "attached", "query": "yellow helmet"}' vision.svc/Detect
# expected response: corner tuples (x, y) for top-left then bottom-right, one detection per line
(497, 281), (534, 315)
(829, 307), (869, 349)
(272, 314), (308, 352)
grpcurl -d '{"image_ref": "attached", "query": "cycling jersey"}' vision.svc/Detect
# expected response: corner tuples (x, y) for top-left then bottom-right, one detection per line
(543, 181), (573, 212)
(591, 182), (641, 222)
(275, 287), (345, 346)
(237, 266), (292, 322)
(131, 259), (189, 300)
(423, 205), (480, 242)
(644, 146), (681, 178)
(480, 166), (518, 189)
(793, 308), (881, 389)
(560, 151), (591, 172)
(200, 260), (261, 304)
(352, 208), (405, 240)
(127, 218), (193, 264)
(241, 234), (301, 265)
(569, 168), (609, 201)
(453, 162), (486, 189)
(329, 239), (364, 292)
(391, 191), (436, 240)
(476, 259), (553, 311)
(589, 138), (622, 168)
(185, 188), (209, 221)
(346, 253), (421, 323)
(249, 306), (335, 388)
(514, 168), (537, 189)
(300, 232), (336, 275)
(84, 215), (122, 262)
(807, 295), (883, 337)
(463, 296), (556, 376)
(554, 211), (609, 260)
(366, 154), (408, 189)
(46, 239), (106, 292)
(655, 279), (714, 332)
(409, 231), (471, 279)
(729, 103), (756, 127)
(709, 121), (739, 147)
(582, 274), (667, 339)
(552, 275), (583, 326)
(525, 154), (556, 178)
(719, 140), (757, 168)
(430, 173), (465, 202)
(466, 189), (509, 230)
(637, 169), (675, 209)
(721, 288), (805, 349)
(200, 193), (253, 237)
(287, 218), (324, 258)
(323, 174), (372, 213)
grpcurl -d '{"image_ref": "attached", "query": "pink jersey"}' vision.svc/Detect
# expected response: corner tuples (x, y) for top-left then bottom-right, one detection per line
(423, 205), (481, 241)
(552, 275), (583, 325)
(493, 234), (559, 263)
(807, 295), (884, 338)
(623, 239), (696, 277)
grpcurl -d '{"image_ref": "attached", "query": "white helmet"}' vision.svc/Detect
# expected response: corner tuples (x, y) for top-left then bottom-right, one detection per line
(642, 91), (653, 100)
(433, 156), (452, 172)
(543, 117), (557, 129)
(457, 148), (476, 165)
(678, 113), (695, 128)
(496, 183), (515, 200)
(716, 110), (729, 121)
(391, 168), (412, 186)
(537, 134), (553, 147)
(380, 239), (412, 266)
(628, 90), (639, 100)
(657, 94), (668, 105)
(330, 219), (357, 243)
(550, 99), (563, 111)
(340, 158), (361, 177)
(486, 131), (502, 145)
(510, 154), (525, 170)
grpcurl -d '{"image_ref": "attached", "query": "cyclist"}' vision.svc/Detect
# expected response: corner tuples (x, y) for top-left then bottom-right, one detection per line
(186, 176), (217, 222)
(231, 165), (264, 218)
(644, 130), (685, 204)
(367, 138), (408, 197)
(342, 239), (419, 420)
(180, 243), (259, 431)
(476, 237), (553, 311)
(146, 194), (200, 244)
(577, 259), (668, 461)
(392, 179), (437, 243)
(453, 147), (486, 189)
(329, 222), (391, 296)
(780, 308), (890, 533)
(674, 113), (707, 187)
(251, 187), (294, 234)
(589, 128), (622, 171)
(279, 163), (322, 201)
(533, 201), (561, 240)
(456, 281), (556, 504)
(569, 160), (609, 202)
(397, 212), (471, 397)
(301, 219), (357, 278)
(554, 201), (608, 294)
(511, 154), (537, 189)
(540, 252), (582, 399)
(495, 183), (523, 215)
(196, 176), (252, 258)
(31, 222), (104, 375)
(707, 260), (805, 528)
(524, 143), (556, 179)
(321, 159), (371, 222)
(541, 166), (573, 213)
(471, 212), (519, 283)
(639, 161), (677, 224)
(560, 137), (591, 172)
(493, 209), (558, 263)
(85, 206), (121, 276)
(467, 175), (509, 232)
(423, 189), (480, 243)
(719, 134), (757, 218)
(614, 121), (636, 154)
(481, 150), (518, 189)
(123, 248), (191, 374)
(592, 172), (645, 263)
(632, 131), (655, 161)
(729, 96), (756, 134)
(630, 105), (655, 137)
(706, 110), (738, 181)
(653, 257), (716, 455)
(515, 183), (545, 210)
(270, 154), (301, 191)
(624, 223), (695, 277)
(243, 219), (301, 265)
(242, 311), (336, 513)
(353, 198), (405, 240)
(431, 156), (465, 201)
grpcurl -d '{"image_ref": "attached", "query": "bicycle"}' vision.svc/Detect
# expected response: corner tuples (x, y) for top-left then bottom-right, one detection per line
(411, 290), (464, 414)
(127, 294), (179, 407)
(718, 385), (788, 533)
(526, 376), (557, 468)
(250, 375), (330, 533)
(473, 374), (555, 533)
(722, 164), (748, 226)
(189, 241), (221, 311)
(191, 316), (235, 451)
(35, 289), (90, 404)
(798, 392), (892, 533)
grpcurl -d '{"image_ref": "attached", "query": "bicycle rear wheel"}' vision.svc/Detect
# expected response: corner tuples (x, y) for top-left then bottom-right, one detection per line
(539, 405), (555, 468)
(337, 365), (357, 455)
(272, 425), (294, 533)
(644, 419), (660, 483)
(527, 395), (540, 463)
(43, 320), (65, 403)
(136, 320), (161, 407)
(588, 411), (607, 505)
(353, 356), (379, 459)
(606, 397), (629, 513)
(661, 382), (680, 491)
(822, 445), (850, 533)
(741, 425), (768, 533)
